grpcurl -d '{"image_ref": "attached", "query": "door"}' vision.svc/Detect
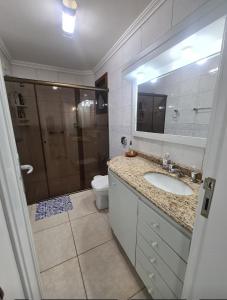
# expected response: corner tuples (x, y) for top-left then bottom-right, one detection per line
(0, 200), (24, 300)
(36, 85), (81, 197)
(5, 81), (49, 204)
(182, 14), (227, 300)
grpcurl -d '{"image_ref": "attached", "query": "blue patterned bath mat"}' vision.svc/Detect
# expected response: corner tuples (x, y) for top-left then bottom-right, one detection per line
(35, 195), (73, 221)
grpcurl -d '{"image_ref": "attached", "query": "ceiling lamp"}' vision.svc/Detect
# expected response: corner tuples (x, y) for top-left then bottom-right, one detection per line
(62, 0), (77, 34)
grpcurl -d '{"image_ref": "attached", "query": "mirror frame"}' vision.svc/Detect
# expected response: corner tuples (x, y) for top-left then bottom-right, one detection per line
(132, 81), (207, 148)
(124, 5), (227, 149)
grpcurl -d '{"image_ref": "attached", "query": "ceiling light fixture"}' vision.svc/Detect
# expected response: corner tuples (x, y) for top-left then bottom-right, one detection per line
(181, 46), (195, 60)
(52, 86), (58, 90)
(196, 58), (208, 65)
(62, 0), (77, 34)
(150, 78), (158, 84)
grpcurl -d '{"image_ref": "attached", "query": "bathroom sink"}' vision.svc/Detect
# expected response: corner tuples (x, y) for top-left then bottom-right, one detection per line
(144, 172), (193, 196)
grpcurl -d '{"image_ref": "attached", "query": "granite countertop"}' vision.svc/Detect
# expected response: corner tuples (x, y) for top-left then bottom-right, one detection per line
(108, 156), (201, 232)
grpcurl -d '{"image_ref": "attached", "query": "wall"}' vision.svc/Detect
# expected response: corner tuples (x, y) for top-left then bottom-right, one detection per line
(10, 61), (95, 86)
(94, 0), (212, 169)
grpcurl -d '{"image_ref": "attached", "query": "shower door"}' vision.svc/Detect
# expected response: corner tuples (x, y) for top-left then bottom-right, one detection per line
(5, 78), (109, 204)
(5, 81), (49, 204)
(36, 85), (81, 197)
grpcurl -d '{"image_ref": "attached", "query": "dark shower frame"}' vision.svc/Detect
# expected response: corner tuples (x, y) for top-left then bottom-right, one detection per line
(5, 75), (109, 202)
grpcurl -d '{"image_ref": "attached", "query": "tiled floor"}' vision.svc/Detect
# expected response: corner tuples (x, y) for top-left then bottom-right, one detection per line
(28, 189), (150, 299)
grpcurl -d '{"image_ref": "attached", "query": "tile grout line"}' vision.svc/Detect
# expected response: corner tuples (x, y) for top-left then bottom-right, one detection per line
(128, 287), (146, 299)
(32, 219), (70, 234)
(77, 238), (113, 257)
(68, 211), (88, 300)
(69, 210), (98, 222)
(31, 208), (98, 235)
(40, 255), (78, 274)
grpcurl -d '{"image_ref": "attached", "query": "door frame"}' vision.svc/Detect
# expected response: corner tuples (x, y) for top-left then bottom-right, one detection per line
(0, 60), (42, 298)
(182, 7), (227, 300)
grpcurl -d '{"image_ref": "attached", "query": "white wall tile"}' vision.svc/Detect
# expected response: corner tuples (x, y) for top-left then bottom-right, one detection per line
(58, 72), (78, 84)
(12, 65), (37, 79)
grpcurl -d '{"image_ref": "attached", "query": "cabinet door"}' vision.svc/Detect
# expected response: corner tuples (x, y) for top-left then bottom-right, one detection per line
(109, 172), (138, 265)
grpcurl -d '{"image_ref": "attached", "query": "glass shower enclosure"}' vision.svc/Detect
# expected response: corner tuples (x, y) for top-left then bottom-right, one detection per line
(5, 77), (109, 205)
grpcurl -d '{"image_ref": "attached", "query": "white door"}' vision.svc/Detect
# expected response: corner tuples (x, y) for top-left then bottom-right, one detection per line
(183, 16), (227, 300)
(0, 60), (42, 299)
(0, 199), (24, 300)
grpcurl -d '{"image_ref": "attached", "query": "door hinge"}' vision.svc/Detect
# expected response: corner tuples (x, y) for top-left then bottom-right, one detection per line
(201, 177), (216, 218)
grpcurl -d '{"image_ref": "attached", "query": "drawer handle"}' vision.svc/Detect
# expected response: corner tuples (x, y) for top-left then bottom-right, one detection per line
(151, 241), (158, 248)
(148, 288), (153, 295)
(148, 273), (155, 280)
(152, 223), (159, 229)
(149, 257), (156, 264)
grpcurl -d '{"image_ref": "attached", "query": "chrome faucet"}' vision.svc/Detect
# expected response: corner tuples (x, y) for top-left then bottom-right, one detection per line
(191, 170), (199, 183)
(168, 164), (184, 178)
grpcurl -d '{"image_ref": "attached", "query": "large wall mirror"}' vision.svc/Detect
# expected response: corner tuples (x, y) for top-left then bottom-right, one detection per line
(128, 17), (226, 147)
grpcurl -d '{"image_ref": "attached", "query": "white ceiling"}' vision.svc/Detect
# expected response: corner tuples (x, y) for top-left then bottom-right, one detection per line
(0, 0), (151, 70)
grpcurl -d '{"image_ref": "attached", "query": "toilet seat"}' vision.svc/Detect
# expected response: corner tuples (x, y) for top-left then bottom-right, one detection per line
(91, 175), (108, 191)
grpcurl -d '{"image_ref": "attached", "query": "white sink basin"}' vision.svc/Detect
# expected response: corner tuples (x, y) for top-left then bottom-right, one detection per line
(144, 172), (193, 196)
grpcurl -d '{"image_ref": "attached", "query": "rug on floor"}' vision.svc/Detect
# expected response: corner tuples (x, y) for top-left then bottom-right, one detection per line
(35, 195), (73, 221)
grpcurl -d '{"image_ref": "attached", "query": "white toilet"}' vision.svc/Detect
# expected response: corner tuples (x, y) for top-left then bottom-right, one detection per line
(91, 175), (109, 209)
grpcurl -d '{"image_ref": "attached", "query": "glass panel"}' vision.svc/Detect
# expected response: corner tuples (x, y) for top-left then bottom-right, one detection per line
(5, 82), (49, 204)
(6, 80), (109, 203)
(36, 85), (81, 197)
(78, 89), (109, 188)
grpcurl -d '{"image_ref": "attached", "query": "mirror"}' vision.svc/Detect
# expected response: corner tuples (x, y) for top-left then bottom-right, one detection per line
(130, 17), (225, 141)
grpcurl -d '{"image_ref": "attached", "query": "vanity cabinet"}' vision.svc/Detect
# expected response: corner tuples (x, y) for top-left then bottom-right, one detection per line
(109, 172), (138, 265)
(108, 170), (191, 299)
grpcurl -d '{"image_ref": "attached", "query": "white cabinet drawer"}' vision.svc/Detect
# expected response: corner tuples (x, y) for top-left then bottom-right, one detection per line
(136, 247), (176, 299)
(136, 262), (163, 299)
(139, 201), (190, 261)
(138, 222), (187, 281)
(137, 233), (183, 297)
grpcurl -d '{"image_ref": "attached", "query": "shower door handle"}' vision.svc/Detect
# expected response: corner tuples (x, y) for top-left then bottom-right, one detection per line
(20, 164), (34, 175)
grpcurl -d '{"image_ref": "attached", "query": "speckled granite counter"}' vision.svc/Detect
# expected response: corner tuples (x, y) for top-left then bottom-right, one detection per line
(108, 156), (201, 232)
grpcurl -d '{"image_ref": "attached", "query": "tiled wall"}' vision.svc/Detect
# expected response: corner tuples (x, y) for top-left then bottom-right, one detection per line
(10, 63), (95, 86)
(95, 0), (212, 169)
(139, 55), (219, 138)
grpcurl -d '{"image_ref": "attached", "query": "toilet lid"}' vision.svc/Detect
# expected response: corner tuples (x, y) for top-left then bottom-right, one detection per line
(92, 175), (109, 191)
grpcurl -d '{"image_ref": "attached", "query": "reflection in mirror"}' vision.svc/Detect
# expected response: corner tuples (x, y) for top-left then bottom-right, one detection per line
(133, 17), (225, 138)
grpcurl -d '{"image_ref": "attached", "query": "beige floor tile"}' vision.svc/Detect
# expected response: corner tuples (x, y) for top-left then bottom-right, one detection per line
(28, 204), (69, 233)
(41, 258), (86, 299)
(71, 212), (112, 254)
(34, 222), (76, 272)
(79, 239), (143, 300)
(130, 288), (151, 299)
(69, 189), (98, 220)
